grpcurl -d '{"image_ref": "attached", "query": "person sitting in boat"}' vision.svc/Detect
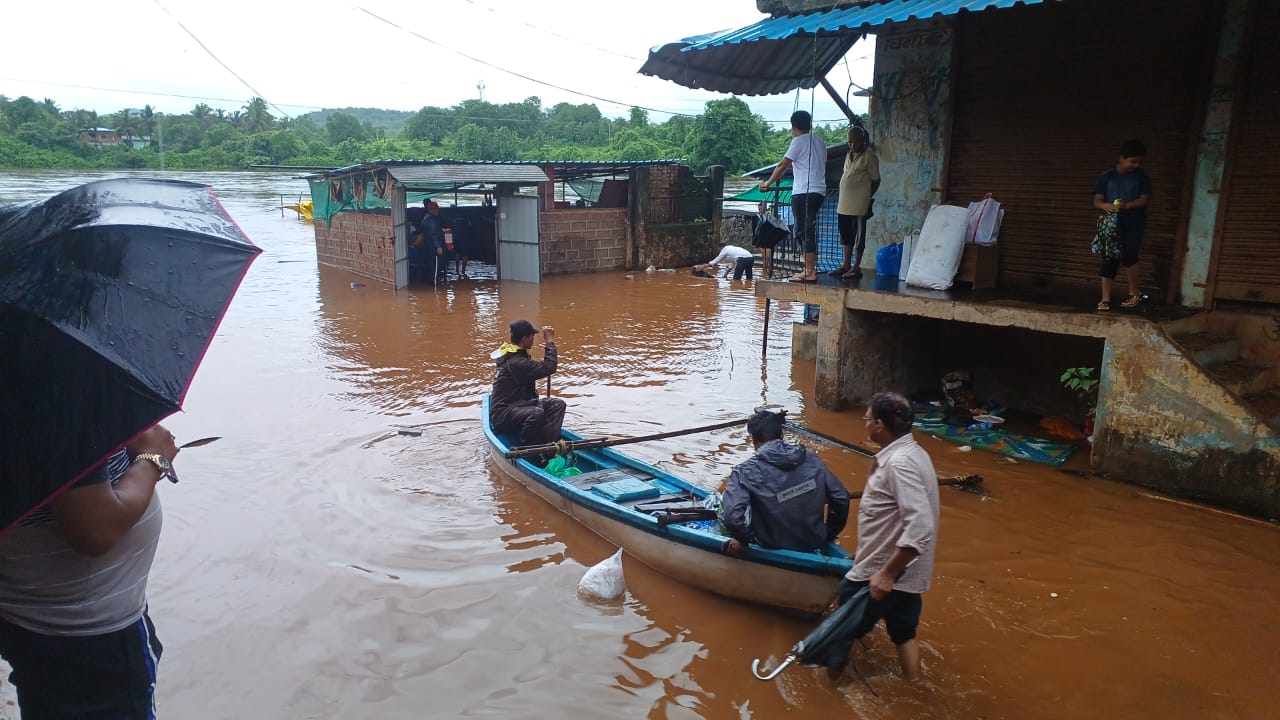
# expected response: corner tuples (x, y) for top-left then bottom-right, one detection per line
(720, 410), (850, 555)
(490, 320), (566, 447)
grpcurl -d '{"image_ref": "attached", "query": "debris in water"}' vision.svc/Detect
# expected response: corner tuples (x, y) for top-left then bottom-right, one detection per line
(397, 429), (422, 437)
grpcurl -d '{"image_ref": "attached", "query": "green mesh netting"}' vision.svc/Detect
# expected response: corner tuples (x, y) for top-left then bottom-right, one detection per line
(308, 173), (447, 225)
(728, 177), (792, 204)
(566, 179), (604, 204)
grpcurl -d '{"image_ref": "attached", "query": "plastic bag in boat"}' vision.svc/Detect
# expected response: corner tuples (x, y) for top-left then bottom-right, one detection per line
(577, 548), (626, 601)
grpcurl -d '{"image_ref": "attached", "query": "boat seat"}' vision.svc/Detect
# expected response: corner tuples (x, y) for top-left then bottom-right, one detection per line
(563, 466), (651, 492)
(592, 477), (661, 503)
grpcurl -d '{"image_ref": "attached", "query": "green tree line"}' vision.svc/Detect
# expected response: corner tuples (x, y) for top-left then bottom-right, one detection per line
(0, 94), (857, 175)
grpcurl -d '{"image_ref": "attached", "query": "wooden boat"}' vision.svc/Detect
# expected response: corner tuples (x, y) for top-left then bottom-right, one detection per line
(482, 396), (852, 614)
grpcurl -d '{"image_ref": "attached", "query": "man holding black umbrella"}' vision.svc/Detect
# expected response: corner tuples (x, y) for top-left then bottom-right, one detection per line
(834, 391), (940, 682)
(0, 423), (179, 718)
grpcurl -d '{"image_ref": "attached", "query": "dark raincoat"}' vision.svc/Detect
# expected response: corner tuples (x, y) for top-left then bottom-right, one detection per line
(418, 212), (446, 252)
(490, 344), (558, 422)
(722, 439), (850, 552)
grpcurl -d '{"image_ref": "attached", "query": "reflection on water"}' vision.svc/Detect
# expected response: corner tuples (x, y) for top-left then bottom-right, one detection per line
(0, 171), (1276, 719)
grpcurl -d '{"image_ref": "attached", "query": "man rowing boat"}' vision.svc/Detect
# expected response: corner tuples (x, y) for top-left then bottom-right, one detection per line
(489, 320), (565, 448)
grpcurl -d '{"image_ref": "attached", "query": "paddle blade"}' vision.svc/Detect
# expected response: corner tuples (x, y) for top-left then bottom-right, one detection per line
(179, 436), (222, 449)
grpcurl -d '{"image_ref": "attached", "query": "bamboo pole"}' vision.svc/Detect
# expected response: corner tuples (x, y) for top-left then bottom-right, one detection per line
(504, 416), (749, 459)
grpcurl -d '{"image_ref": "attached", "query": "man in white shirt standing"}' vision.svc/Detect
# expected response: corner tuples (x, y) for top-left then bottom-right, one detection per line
(830, 391), (941, 682)
(695, 241), (756, 280)
(761, 110), (827, 283)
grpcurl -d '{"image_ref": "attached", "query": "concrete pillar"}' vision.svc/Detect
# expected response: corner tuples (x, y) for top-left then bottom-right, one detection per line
(1179, 0), (1248, 307)
(814, 292), (851, 410)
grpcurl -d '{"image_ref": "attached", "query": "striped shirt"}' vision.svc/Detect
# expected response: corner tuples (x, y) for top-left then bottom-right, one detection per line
(846, 433), (940, 593)
(0, 449), (163, 636)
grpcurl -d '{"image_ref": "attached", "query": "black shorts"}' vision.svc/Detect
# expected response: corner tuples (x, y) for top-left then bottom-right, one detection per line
(838, 577), (923, 644)
(0, 612), (163, 719)
(837, 213), (868, 251)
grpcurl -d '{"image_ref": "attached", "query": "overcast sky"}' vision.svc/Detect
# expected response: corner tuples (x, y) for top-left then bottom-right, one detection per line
(2, 0), (873, 126)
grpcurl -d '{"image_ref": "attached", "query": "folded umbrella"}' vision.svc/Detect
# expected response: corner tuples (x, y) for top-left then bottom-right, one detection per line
(751, 585), (871, 680)
(0, 178), (261, 531)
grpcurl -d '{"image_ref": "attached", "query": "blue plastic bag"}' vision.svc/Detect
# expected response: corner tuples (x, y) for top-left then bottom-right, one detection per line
(875, 242), (903, 276)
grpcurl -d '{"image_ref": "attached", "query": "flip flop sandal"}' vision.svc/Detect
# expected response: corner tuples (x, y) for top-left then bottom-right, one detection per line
(1120, 294), (1147, 308)
(1096, 300), (1112, 311)
(841, 269), (863, 279)
(827, 266), (851, 277)
(789, 273), (816, 283)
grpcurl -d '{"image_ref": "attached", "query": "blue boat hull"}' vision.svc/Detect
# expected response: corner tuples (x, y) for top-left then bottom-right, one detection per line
(482, 396), (852, 614)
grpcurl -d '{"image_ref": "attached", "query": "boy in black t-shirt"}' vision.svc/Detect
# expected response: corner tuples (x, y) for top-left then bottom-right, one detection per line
(1092, 140), (1152, 310)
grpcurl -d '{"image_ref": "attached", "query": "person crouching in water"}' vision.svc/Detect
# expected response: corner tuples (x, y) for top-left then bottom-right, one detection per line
(720, 410), (850, 554)
(490, 320), (566, 449)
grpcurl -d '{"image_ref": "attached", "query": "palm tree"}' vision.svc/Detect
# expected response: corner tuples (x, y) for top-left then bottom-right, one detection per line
(240, 97), (274, 134)
(141, 105), (154, 139)
(191, 103), (214, 130)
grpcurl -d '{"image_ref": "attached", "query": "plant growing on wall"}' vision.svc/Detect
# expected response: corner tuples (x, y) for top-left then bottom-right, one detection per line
(1060, 367), (1099, 432)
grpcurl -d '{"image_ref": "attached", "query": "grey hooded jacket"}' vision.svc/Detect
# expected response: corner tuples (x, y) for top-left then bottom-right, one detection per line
(721, 439), (850, 552)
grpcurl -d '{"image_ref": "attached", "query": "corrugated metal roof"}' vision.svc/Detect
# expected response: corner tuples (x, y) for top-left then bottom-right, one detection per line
(701, 0), (1052, 46)
(303, 159), (683, 186)
(390, 164), (550, 188)
(640, 0), (1056, 96)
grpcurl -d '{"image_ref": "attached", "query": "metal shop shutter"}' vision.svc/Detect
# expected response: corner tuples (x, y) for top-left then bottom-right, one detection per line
(946, 0), (1215, 297)
(1212, 1), (1280, 304)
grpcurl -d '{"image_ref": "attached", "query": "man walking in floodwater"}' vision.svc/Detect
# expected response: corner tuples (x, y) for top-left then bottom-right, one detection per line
(490, 320), (565, 447)
(832, 391), (940, 682)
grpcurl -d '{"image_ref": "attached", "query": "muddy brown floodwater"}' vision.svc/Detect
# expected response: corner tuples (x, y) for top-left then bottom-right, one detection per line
(1, 171), (1277, 719)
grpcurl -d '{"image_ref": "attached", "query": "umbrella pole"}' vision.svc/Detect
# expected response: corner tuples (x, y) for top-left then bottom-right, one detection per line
(751, 653), (796, 681)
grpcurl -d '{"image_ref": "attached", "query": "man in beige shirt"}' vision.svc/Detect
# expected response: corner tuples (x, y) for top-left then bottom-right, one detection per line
(829, 125), (881, 280)
(831, 391), (940, 681)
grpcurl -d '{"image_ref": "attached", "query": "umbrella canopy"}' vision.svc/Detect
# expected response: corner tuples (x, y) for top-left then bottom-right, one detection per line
(0, 178), (260, 530)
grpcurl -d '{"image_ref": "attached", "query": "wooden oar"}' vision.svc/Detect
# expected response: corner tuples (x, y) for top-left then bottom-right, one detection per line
(504, 416), (750, 460)
(851, 474), (985, 499)
(781, 420), (876, 458)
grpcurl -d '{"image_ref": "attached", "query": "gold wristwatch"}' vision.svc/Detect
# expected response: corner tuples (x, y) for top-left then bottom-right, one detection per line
(133, 453), (176, 482)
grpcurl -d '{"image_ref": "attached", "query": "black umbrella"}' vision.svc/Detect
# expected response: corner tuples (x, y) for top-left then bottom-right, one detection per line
(0, 178), (261, 530)
(751, 585), (871, 680)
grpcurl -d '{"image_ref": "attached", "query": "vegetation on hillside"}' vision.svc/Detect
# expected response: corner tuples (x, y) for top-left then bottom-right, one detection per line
(0, 94), (861, 174)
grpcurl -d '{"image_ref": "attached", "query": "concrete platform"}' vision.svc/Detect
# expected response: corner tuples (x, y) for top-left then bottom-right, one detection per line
(757, 275), (1280, 520)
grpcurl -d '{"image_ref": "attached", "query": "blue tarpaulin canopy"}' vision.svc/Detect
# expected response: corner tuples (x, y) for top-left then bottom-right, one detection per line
(639, 0), (1054, 95)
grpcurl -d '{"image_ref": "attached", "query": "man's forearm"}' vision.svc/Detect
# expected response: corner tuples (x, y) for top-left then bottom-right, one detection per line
(880, 546), (919, 578)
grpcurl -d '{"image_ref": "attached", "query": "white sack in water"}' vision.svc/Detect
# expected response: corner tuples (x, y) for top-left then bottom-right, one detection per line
(577, 548), (626, 601)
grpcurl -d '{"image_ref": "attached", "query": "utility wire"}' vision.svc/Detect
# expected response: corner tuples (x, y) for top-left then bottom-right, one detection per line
(461, 0), (642, 62)
(150, 0), (292, 119)
(354, 4), (698, 120)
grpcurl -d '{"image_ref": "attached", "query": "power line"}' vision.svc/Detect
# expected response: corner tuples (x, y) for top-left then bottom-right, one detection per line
(150, 0), (292, 120)
(460, 0), (643, 62)
(353, 4), (698, 120)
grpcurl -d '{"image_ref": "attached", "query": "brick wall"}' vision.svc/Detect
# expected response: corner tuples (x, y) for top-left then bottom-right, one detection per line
(314, 211), (396, 285)
(540, 207), (629, 275)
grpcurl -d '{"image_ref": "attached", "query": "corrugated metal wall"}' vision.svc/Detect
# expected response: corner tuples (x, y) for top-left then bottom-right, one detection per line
(1212, 0), (1280, 304)
(497, 195), (541, 283)
(946, 0), (1215, 296)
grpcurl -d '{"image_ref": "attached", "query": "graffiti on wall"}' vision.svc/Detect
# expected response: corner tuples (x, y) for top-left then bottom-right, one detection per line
(866, 21), (954, 250)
